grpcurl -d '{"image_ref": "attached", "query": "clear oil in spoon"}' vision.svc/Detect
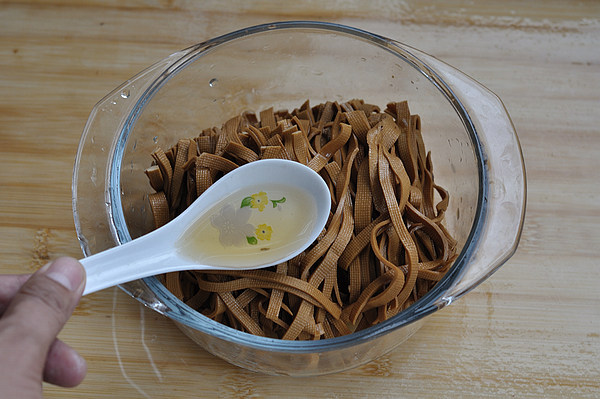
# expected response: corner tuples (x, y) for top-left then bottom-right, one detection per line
(176, 183), (318, 268)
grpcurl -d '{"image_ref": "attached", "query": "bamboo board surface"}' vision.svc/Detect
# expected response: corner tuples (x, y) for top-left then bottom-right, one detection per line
(1, 1), (599, 397)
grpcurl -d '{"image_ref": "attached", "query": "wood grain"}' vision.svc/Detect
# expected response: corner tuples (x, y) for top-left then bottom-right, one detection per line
(1, 1), (599, 397)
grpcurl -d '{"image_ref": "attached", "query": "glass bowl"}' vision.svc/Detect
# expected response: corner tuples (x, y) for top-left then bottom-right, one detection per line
(72, 21), (526, 376)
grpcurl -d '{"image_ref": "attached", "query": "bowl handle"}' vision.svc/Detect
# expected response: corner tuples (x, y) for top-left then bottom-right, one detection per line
(74, 48), (192, 254)
(410, 48), (527, 306)
(73, 48), (192, 306)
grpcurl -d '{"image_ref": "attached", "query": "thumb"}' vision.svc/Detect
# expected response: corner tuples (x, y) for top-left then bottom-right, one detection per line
(0, 257), (85, 375)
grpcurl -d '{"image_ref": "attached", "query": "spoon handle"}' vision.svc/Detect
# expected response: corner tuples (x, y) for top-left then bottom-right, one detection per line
(80, 228), (177, 295)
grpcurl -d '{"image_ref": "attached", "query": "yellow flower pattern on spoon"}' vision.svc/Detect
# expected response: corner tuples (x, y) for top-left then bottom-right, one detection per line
(250, 191), (268, 211)
(255, 224), (273, 241)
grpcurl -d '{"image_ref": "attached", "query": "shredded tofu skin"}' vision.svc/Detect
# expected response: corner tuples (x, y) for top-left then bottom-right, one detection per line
(145, 99), (457, 340)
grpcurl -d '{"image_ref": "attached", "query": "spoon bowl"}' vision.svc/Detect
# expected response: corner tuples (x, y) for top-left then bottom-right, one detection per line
(81, 159), (331, 295)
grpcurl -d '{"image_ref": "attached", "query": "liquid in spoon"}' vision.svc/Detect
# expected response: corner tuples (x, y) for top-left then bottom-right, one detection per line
(176, 183), (318, 268)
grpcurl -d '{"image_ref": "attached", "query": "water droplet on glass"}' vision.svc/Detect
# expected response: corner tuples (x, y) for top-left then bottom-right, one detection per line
(120, 89), (130, 99)
(209, 78), (218, 87)
(90, 167), (97, 185)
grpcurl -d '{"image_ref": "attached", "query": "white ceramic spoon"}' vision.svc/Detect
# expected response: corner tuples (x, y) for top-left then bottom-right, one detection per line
(81, 159), (331, 295)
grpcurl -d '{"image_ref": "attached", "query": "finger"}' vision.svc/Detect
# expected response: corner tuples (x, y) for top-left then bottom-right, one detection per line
(0, 274), (31, 314)
(44, 338), (87, 387)
(0, 257), (85, 373)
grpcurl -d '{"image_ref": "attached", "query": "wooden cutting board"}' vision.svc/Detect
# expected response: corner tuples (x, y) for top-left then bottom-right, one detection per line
(1, 1), (599, 397)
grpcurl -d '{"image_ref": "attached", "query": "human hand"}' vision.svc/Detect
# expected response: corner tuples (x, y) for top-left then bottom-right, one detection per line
(0, 257), (87, 398)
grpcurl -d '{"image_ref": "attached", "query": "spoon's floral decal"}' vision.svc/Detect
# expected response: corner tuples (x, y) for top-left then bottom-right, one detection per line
(241, 191), (286, 211)
(255, 224), (273, 241)
(211, 191), (286, 246)
(210, 204), (253, 247)
(244, 191), (268, 211)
